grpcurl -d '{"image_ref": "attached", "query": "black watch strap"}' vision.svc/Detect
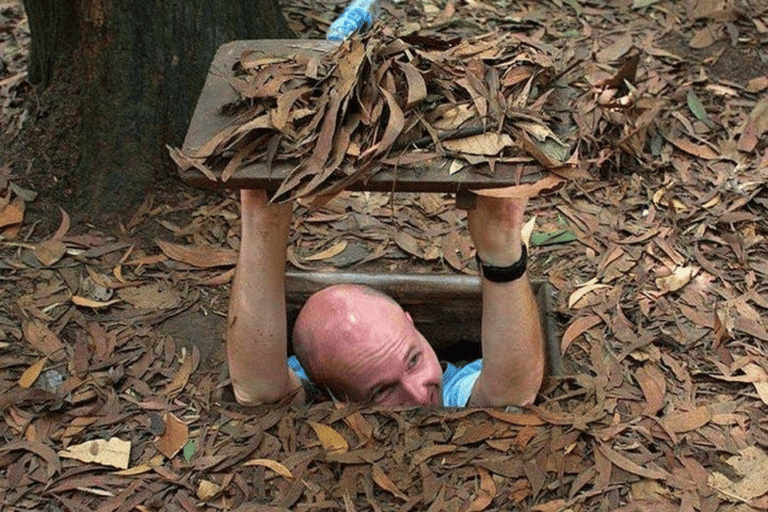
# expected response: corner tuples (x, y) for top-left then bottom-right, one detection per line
(475, 244), (528, 283)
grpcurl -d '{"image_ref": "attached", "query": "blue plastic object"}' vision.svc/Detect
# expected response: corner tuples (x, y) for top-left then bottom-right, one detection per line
(326, 0), (380, 41)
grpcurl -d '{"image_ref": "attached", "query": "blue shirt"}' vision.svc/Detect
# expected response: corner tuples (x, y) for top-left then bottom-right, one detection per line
(286, 356), (482, 407)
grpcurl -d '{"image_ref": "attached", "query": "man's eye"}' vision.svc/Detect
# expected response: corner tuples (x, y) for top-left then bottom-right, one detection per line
(371, 385), (390, 402)
(408, 353), (421, 369)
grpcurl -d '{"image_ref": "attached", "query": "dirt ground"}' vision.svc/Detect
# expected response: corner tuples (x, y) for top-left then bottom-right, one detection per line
(1, 0), (768, 511)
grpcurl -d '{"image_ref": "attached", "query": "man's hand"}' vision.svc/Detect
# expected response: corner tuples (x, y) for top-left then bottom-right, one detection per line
(466, 195), (528, 267)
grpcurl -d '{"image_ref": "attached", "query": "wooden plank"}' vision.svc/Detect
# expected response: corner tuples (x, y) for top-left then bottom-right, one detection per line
(285, 271), (562, 376)
(181, 39), (548, 193)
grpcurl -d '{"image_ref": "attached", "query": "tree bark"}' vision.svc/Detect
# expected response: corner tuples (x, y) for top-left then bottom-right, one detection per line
(22, 0), (295, 221)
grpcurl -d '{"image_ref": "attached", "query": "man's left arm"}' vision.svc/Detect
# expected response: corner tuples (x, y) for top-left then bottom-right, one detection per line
(465, 195), (545, 407)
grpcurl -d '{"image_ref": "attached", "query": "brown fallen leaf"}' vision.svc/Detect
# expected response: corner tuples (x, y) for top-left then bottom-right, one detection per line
(635, 362), (666, 416)
(393, 230), (425, 259)
(243, 458), (294, 479)
(597, 444), (668, 480)
(442, 132), (513, 156)
(561, 314), (603, 354)
(303, 240), (348, 261)
(0, 196), (24, 229)
(71, 296), (122, 309)
(155, 413), (189, 459)
(156, 239), (237, 268)
(33, 239), (67, 267)
(655, 266), (695, 294)
(666, 136), (719, 160)
(467, 466), (496, 512)
(307, 421), (349, 453)
(18, 357), (47, 389)
(410, 444), (459, 468)
(397, 61), (427, 110)
(113, 455), (165, 476)
(568, 278), (610, 309)
(371, 464), (408, 500)
(661, 406), (711, 434)
(197, 480), (224, 501)
(709, 446), (768, 501)
(713, 363), (768, 406)
(0, 440), (62, 478)
(165, 347), (195, 397)
(23, 320), (66, 360)
(472, 175), (564, 200)
(59, 438), (131, 470)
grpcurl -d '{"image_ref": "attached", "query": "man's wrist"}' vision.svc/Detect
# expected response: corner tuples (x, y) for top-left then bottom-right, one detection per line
(476, 243), (528, 283)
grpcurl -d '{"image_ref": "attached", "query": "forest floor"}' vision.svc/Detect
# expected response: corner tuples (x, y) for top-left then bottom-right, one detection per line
(1, 0), (768, 511)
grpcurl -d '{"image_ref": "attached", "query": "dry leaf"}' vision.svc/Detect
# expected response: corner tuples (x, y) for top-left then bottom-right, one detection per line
(655, 266), (695, 294)
(197, 480), (224, 501)
(393, 231), (424, 259)
(155, 413), (189, 459)
(596, 33), (634, 63)
(661, 406), (711, 433)
(568, 278), (610, 309)
(667, 136), (719, 159)
(18, 357), (47, 389)
(521, 215), (536, 247)
(0, 197), (24, 229)
(709, 446), (768, 501)
(442, 133), (513, 156)
(165, 349), (195, 397)
(307, 421), (348, 453)
(243, 458), (294, 479)
(371, 464), (408, 500)
(597, 444), (668, 480)
(397, 61), (427, 109)
(118, 282), (180, 309)
(23, 320), (65, 360)
(467, 467), (496, 512)
(71, 295), (122, 309)
(561, 315), (602, 353)
(411, 444), (459, 467)
(0, 441), (62, 478)
(303, 240), (349, 261)
(59, 438), (131, 469)
(113, 455), (165, 476)
(472, 176), (564, 200)
(33, 239), (67, 267)
(636, 362), (666, 416)
(156, 239), (237, 268)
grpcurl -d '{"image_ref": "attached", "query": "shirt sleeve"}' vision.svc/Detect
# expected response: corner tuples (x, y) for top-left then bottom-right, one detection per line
(442, 359), (482, 407)
(287, 355), (309, 382)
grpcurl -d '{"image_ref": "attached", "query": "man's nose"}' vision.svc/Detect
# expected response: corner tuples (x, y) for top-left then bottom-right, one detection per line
(400, 376), (431, 405)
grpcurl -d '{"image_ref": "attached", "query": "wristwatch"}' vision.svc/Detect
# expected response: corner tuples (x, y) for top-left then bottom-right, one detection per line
(475, 244), (528, 283)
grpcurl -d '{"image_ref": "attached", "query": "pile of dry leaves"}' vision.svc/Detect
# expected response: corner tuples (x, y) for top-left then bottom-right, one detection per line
(2, 0), (768, 511)
(174, 24), (573, 201)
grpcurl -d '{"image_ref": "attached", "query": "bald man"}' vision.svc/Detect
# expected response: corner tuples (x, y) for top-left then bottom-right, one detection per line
(227, 189), (545, 407)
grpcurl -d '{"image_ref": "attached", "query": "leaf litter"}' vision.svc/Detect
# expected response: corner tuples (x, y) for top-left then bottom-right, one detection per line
(1, 0), (768, 510)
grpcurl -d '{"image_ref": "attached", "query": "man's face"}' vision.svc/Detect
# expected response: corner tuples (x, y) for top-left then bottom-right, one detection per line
(339, 311), (443, 406)
(295, 286), (444, 407)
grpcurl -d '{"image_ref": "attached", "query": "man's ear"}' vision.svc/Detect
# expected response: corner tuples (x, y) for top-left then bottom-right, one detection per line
(405, 311), (414, 324)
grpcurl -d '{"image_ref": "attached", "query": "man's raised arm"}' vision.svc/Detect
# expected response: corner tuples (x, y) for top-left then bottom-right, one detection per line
(227, 189), (302, 405)
(466, 195), (545, 407)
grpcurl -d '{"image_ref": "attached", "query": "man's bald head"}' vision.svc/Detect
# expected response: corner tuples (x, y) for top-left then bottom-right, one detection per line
(291, 284), (442, 405)
(292, 285), (400, 383)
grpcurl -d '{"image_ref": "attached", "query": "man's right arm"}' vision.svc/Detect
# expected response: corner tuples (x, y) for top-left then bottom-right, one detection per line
(227, 189), (302, 405)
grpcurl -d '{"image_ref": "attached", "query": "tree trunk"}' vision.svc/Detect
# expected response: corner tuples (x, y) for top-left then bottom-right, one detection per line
(22, 0), (295, 221)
